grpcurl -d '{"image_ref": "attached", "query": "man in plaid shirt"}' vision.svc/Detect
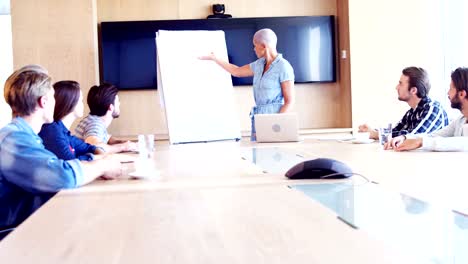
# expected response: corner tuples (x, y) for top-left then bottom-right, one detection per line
(359, 67), (449, 139)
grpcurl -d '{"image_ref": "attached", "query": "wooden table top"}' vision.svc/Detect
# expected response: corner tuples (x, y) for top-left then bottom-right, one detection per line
(1, 138), (467, 263)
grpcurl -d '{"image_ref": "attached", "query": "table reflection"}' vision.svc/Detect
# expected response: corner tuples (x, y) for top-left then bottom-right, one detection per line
(242, 147), (305, 174)
(292, 183), (468, 264)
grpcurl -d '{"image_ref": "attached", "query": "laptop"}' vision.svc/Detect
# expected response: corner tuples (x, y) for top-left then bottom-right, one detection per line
(254, 113), (300, 142)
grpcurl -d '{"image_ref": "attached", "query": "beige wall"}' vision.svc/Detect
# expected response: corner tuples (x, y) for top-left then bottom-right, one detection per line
(97, 0), (352, 136)
(10, 0), (351, 137)
(10, 0), (99, 127)
(0, 14), (12, 127)
(348, 0), (445, 130)
(11, 0), (453, 138)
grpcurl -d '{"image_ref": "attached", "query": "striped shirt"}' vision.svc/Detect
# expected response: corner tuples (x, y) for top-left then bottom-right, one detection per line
(74, 115), (110, 143)
(392, 97), (448, 137)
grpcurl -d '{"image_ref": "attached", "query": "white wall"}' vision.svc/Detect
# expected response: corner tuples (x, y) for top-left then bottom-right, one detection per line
(0, 13), (13, 128)
(440, 0), (468, 118)
(349, 0), (447, 129)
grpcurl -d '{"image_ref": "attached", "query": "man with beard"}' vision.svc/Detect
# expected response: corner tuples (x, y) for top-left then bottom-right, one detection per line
(386, 67), (468, 151)
(359, 67), (448, 139)
(75, 83), (136, 153)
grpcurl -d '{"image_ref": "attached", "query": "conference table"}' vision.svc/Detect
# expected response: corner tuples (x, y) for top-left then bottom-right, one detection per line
(0, 137), (467, 263)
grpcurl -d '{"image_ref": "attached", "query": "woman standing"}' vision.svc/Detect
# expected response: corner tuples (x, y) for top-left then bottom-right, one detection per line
(200, 28), (295, 141)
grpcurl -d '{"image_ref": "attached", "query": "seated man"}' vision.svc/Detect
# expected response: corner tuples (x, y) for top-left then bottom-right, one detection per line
(0, 65), (121, 236)
(75, 83), (136, 153)
(359, 67), (448, 139)
(386, 67), (468, 151)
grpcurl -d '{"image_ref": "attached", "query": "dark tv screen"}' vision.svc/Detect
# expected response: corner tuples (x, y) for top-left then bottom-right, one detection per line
(100, 16), (336, 90)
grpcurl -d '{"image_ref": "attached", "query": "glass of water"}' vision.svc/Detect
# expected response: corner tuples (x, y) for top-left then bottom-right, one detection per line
(145, 134), (154, 158)
(378, 124), (393, 146)
(138, 134), (155, 158)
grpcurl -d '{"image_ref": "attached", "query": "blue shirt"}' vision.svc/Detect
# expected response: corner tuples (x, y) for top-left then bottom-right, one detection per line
(0, 117), (84, 194)
(392, 97), (449, 137)
(39, 121), (97, 161)
(249, 53), (294, 108)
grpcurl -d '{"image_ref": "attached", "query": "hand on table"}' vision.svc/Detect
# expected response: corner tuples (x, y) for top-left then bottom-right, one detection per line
(358, 124), (378, 139)
(384, 136), (422, 151)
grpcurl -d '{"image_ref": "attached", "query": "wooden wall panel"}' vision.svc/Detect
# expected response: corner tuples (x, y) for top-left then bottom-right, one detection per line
(98, 0), (178, 21)
(10, 0), (351, 137)
(336, 0), (352, 128)
(99, 0), (351, 136)
(11, 0), (99, 115)
(0, 14), (13, 127)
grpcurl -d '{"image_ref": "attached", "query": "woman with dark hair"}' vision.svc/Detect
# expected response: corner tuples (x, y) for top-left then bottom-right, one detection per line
(39, 81), (104, 160)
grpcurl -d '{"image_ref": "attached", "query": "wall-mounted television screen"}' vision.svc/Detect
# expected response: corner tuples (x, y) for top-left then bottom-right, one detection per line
(100, 16), (336, 90)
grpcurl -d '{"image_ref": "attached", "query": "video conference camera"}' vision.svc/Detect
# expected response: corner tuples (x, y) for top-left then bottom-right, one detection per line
(207, 4), (232, 19)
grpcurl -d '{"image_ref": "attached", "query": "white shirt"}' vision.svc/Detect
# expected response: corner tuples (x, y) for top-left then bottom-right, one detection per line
(409, 115), (468, 151)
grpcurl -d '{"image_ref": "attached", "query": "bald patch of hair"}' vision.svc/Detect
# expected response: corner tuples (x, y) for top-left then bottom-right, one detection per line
(253, 28), (277, 48)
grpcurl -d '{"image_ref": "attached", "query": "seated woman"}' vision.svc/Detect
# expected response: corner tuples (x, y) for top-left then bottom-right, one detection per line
(39, 81), (103, 160)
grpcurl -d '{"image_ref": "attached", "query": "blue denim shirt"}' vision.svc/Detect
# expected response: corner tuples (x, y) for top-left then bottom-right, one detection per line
(249, 53), (295, 109)
(249, 54), (295, 140)
(0, 117), (84, 194)
(39, 121), (96, 161)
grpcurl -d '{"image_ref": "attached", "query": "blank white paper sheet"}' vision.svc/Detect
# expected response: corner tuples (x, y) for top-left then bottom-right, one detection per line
(156, 30), (241, 144)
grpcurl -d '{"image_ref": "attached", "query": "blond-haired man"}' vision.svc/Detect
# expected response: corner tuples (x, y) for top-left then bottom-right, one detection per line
(0, 65), (121, 237)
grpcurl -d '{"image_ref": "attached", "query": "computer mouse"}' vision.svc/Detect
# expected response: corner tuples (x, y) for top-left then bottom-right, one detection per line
(285, 158), (353, 179)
